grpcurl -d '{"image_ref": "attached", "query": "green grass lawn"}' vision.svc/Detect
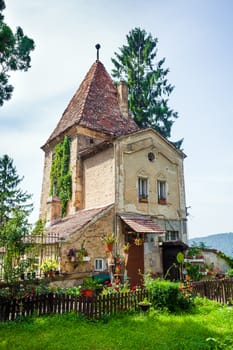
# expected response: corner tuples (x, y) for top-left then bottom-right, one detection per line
(0, 298), (233, 350)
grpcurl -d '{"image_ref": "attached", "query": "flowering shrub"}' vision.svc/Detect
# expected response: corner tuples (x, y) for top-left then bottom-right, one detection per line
(101, 282), (131, 295)
(0, 284), (81, 299)
(179, 276), (193, 299)
(143, 273), (194, 312)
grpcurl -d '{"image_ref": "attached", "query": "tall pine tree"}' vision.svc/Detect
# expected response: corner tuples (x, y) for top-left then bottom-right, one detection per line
(0, 155), (33, 282)
(112, 27), (182, 148)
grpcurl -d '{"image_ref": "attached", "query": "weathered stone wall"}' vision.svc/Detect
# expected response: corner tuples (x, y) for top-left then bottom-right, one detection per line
(84, 147), (115, 209)
(203, 250), (231, 274)
(60, 207), (114, 275)
(144, 241), (163, 274)
(39, 150), (53, 220)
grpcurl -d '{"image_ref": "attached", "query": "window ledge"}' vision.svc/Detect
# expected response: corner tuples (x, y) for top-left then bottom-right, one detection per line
(158, 199), (167, 205)
(139, 198), (148, 203)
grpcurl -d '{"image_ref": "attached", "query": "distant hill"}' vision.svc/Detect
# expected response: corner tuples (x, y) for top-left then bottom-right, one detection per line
(189, 233), (233, 257)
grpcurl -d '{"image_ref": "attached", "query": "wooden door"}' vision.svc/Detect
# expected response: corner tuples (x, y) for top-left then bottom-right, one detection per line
(126, 244), (144, 287)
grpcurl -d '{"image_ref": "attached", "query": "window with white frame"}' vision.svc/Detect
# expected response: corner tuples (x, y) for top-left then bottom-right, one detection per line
(165, 231), (179, 241)
(138, 177), (148, 202)
(94, 258), (105, 271)
(157, 180), (167, 204)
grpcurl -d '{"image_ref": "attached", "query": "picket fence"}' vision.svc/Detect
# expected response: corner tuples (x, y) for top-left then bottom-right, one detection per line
(0, 289), (148, 322)
(192, 278), (233, 304)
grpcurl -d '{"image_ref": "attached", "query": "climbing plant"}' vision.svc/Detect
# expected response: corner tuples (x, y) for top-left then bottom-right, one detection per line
(50, 136), (72, 217)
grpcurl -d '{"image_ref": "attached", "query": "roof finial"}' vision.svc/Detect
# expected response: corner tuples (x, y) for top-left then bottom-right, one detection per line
(95, 43), (101, 61)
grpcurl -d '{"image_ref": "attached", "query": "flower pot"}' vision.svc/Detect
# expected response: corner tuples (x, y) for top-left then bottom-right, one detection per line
(49, 270), (55, 278)
(82, 289), (94, 297)
(139, 303), (151, 312)
(139, 197), (148, 203)
(158, 198), (166, 205)
(83, 256), (90, 261)
(115, 265), (121, 274)
(105, 243), (113, 252)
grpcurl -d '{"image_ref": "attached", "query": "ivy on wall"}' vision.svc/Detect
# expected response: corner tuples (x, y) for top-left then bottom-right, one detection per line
(50, 136), (72, 217)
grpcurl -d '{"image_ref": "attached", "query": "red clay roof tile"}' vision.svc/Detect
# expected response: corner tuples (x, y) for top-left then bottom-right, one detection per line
(45, 61), (139, 145)
(46, 204), (113, 239)
(120, 215), (165, 234)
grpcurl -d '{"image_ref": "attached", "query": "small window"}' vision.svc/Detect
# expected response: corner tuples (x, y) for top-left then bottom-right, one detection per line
(157, 180), (167, 204)
(165, 231), (179, 241)
(94, 258), (104, 271)
(148, 152), (155, 162)
(138, 177), (148, 202)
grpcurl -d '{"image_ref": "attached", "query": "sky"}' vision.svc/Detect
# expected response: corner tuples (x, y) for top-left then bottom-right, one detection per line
(1, 0), (233, 239)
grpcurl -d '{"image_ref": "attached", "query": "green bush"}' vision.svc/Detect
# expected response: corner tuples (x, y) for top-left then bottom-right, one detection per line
(186, 264), (202, 281)
(144, 277), (193, 312)
(227, 268), (233, 278)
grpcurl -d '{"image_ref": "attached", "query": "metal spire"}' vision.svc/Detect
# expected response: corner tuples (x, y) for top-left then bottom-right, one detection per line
(95, 44), (101, 61)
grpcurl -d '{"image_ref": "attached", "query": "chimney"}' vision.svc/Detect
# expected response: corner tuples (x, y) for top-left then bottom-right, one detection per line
(46, 195), (62, 225)
(117, 81), (128, 118)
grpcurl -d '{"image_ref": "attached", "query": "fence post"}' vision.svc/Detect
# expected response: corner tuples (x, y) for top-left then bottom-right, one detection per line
(0, 297), (11, 321)
(47, 292), (54, 314)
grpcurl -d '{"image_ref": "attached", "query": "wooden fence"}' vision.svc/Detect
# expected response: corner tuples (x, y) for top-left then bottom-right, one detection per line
(0, 289), (148, 322)
(192, 278), (233, 304)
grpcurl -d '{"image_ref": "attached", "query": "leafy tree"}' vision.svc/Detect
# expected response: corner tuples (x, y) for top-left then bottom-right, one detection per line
(112, 27), (182, 147)
(191, 241), (209, 249)
(0, 0), (35, 106)
(0, 155), (33, 282)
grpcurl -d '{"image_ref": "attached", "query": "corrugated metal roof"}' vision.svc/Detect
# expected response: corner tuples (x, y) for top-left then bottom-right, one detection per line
(120, 215), (165, 234)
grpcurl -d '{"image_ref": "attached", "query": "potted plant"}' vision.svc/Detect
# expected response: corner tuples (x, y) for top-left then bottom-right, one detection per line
(134, 238), (143, 246)
(115, 264), (121, 274)
(40, 258), (58, 278)
(186, 247), (201, 259)
(102, 234), (116, 252)
(138, 297), (151, 311)
(67, 248), (76, 262)
(115, 254), (122, 263)
(80, 240), (89, 257)
(76, 250), (84, 264)
(123, 243), (130, 254)
(81, 277), (101, 297)
(26, 268), (36, 280)
(158, 198), (166, 205)
(139, 195), (148, 203)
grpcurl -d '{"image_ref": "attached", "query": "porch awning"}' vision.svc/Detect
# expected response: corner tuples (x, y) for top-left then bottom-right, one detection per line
(120, 215), (165, 234)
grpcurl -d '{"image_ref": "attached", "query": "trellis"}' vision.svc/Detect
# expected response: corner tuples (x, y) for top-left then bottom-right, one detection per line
(0, 233), (60, 280)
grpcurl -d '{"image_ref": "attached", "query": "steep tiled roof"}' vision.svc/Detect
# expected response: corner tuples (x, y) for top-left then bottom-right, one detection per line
(45, 61), (139, 145)
(120, 215), (165, 234)
(46, 204), (113, 240)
